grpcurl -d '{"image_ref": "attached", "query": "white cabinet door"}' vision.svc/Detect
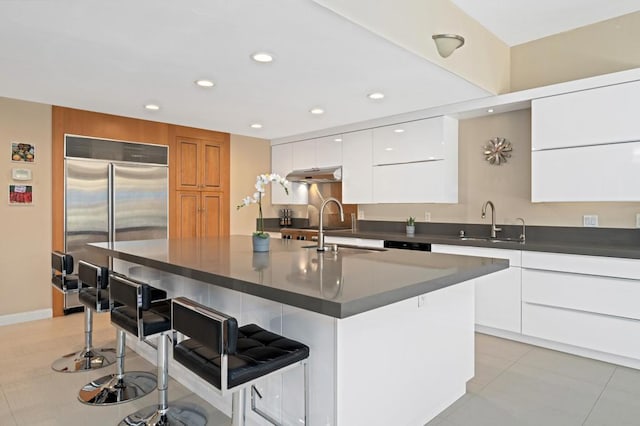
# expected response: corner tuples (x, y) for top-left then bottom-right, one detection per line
(531, 141), (640, 202)
(372, 117), (445, 165)
(342, 130), (373, 204)
(292, 136), (342, 170)
(271, 144), (308, 205)
(316, 136), (342, 168)
(373, 160), (457, 203)
(291, 140), (316, 170)
(431, 244), (521, 333)
(532, 80), (640, 150)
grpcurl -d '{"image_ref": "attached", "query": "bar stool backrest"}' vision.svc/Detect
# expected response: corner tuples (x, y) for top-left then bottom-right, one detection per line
(172, 297), (239, 355)
(78, 261), (108, 289)
(110, 274), (147, 338)
(51, 251), (74, 287)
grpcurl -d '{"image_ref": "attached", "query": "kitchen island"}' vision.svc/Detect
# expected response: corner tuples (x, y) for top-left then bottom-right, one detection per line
(90, 236), (508, 425)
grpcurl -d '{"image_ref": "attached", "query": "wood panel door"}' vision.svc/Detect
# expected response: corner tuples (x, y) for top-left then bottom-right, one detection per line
(201, 192), (223, 238)
(175, 137), (224, 191)
(175, 191), (200, 239)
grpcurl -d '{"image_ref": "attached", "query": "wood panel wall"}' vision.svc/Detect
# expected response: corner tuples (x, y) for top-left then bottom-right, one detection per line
(52, 107), (230, 316)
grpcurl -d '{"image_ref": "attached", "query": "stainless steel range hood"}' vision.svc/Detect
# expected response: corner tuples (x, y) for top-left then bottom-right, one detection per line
(286, 166), (342, 183)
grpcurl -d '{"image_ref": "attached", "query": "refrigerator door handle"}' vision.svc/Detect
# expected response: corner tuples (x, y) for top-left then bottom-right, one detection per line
(108, 163), (114, 247)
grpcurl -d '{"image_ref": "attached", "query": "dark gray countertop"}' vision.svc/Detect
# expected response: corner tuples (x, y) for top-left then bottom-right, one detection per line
(89, 236), (508, 318)
(323, 230), (640, 259)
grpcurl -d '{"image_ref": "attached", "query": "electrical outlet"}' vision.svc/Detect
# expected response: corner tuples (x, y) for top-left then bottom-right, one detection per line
(424, 212), (431, 222)
(636, 213), (640, 228)
(358, 208), (365, 220)
(583, 215), (599, 227)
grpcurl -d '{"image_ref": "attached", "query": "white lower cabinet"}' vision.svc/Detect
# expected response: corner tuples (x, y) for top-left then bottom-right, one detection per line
(521, 251), (640, 362)
(431, 245), (521, 333)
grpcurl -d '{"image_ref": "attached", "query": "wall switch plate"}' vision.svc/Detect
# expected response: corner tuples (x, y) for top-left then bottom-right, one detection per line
(418, 294), (426, 308)
(424, 212), (431, 222)
(583, 215), (599, 227)
(636, 213), (640, 228)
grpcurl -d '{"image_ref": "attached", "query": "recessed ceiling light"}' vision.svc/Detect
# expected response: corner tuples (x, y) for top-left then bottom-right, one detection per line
(487, 108), (494, 113)
(144, 104), (160, 111)
(251, 52), (274, 63)
(385, 147), (393, 151)
(334, 138), (342, 142)
(195, 79), (215, 88)
(250, 123), (263, 129)
(394, 128), (404, 133)
(309, 108), (324, 115)
(368, 92), (385, 100)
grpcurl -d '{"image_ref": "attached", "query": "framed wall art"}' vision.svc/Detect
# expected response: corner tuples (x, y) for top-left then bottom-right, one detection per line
(11, 142), (35, 162)
(8, 185), (33, 205)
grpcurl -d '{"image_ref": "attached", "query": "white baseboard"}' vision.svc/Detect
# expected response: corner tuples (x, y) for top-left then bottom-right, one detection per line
(0, 308), (53, 326)
(476, 325), (640, 370)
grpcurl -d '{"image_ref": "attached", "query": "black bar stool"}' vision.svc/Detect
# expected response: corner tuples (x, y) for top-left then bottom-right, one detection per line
(115, 284), (207, 425)
(52, 260), (116, 372)
(50, 251), (82, 315)
(170, 297), (310, 426)
(78, 273), (165, 406)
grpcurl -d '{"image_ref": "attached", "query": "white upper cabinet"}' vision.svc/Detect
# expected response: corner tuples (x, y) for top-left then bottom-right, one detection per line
(372, 117), (446, 165)
(292, 136), (342, 170)
(341, 130), (373, 204)
(531, 79), (640, 202)
(372, 116), (458, 203)
(271, 143), (308, 205)
(532, 80), (640, 151)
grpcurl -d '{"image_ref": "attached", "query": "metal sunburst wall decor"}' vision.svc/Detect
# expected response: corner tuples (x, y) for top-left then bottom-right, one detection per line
(483, 137), (512, 165)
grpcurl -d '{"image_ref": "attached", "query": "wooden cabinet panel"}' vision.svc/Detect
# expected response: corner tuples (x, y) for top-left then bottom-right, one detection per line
(202, 192), (222, 238)
(176, 138), (199, 190)
(169, 126), (229, 239)
(202, 142), (221, 190)
(176, 191), (200, 239)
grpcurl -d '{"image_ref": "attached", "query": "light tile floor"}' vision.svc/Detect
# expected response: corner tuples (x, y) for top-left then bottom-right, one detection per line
(0, 312), (230, 426)
(427, 333), (640, 426)
(2, 314), (639, 425)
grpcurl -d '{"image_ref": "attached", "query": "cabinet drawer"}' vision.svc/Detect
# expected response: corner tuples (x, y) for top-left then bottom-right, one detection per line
(522, 269), (640, 320)
(521, 251), (640, 280)
(522, 302), (640, 359)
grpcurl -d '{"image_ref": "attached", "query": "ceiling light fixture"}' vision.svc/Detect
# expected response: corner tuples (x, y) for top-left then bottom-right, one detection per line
(394, 128), (405, 133)
(367, 92), (385, 100)
(309, 107), (324, 115)
(432, 34), (465, 58)
(144, 104), (160, 111)
(334, 138), (342, 142)
(251, 52), (274, 63)
(195, 79), (215, 88)
(250, 123), (263, 129)
(487, 108), (494, 113)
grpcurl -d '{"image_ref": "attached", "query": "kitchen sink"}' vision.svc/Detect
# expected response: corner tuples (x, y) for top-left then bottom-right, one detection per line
(300, 244), (387, 253)
(459, 236), (523, 244)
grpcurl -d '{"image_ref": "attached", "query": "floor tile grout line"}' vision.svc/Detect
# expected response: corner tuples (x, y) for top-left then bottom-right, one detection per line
(580, 365), (617, 426)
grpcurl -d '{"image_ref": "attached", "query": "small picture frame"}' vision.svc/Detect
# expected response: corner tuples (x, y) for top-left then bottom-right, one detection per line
(9, 185), (33, 205)
(11, 142), (35, 162)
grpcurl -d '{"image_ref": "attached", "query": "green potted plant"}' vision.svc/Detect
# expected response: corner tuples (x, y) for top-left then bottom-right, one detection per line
(237, 173), (289, 252)
(406, 216), (416, 236)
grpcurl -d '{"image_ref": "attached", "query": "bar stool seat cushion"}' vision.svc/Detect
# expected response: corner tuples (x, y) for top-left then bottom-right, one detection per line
(174, 323), (309, 389)
(52, 275), (79, 291)
(78, 288), (110, 311)
(111, 300), (172, 337)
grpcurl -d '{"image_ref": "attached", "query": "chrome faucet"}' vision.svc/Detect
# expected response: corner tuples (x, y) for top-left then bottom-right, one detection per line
(317, 197), (344, 251)
(481, 200), (502, 238)
(516, 217), (526, 243)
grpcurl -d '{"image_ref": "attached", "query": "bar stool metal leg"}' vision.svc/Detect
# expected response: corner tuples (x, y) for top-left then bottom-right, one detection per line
(119, 332), (206, 426)
(78, 329), (157, 405)
(52, 308), (117, 372)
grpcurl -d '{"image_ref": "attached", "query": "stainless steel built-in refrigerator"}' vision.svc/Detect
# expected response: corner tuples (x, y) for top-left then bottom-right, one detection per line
(64, 135), (169, 267)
